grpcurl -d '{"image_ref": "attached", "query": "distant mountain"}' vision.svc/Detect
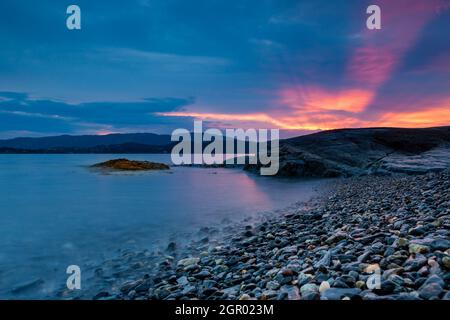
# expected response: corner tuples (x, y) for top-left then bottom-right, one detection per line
(245, 126), (450, 177)
(0, 132), (246, 154)
(0, 133), (173, 152)
(2, 127), (450, 177)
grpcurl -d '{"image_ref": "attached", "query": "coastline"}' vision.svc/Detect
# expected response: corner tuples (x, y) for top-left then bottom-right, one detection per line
(59, 171), (449, 300)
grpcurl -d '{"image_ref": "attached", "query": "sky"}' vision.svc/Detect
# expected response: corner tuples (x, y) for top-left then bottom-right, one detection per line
(0, 0), (449, 138)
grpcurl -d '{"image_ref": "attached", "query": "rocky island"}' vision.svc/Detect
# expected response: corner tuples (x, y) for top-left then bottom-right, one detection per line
(92, 158), (170, 171)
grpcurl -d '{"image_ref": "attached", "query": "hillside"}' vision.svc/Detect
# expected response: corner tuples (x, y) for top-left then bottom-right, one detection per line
(2, 127), (450, 177)
(272, 126), (450, 177)
(0, 133), (172, 150)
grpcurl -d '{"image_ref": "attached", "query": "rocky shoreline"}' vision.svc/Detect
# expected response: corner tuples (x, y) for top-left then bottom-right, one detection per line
(67, 171), (449, 300)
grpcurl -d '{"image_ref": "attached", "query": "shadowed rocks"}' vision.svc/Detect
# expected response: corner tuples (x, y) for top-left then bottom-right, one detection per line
(246, 126), (450, 177)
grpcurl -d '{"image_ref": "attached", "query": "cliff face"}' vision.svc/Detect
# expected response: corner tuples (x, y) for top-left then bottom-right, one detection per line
(248, 126), (450, 177)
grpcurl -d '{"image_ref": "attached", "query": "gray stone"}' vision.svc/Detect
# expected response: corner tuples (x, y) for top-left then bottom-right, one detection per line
(419, 283), (443, 300)
(320, 288), (361, 300)
(279, 285), (300, 300)
(266, 280), (280, 290)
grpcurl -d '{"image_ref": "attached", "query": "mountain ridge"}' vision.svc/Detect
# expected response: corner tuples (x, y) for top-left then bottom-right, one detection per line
(1, 126), (450, 177)
(0, 133), (172, 150)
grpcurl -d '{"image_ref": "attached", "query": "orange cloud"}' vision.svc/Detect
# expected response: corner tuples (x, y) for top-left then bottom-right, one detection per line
(159, 101), (450, 132)
(157, 111), (324, 130)
(158, 1), (449, 133)
(158, 109), (374, 131)
(280, 86), (375, 113)
(377, 106), (450, 128)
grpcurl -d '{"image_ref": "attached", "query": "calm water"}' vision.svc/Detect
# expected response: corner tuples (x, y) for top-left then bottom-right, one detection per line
(0, 154), (326, 299)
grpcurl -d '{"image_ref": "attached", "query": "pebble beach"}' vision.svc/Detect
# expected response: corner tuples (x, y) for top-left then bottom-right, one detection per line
(61, 171), (450, 300)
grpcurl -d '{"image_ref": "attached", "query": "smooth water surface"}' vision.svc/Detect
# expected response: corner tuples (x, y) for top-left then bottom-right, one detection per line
(0, 154), (327, 298)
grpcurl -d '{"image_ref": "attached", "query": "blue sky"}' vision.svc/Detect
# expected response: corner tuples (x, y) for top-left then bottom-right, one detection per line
(0, 0), (449, 138)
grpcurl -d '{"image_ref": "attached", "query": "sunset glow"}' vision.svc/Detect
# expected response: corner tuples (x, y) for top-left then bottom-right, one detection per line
(156, 0), (450, 133)
(0, 0), (448, 138)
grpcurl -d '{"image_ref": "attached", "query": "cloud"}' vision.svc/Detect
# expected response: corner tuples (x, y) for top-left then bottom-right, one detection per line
(0, 92), (195, 137)
(377, 106), (450, 128)
(279, 86), (375, 113)
(0, 1), (448, 138)
(159, 101), (450, 131)
(158, 110), (363, 131)
(0, 92), (29, 101)
(347, 46), (397, 88)
(96, 47), (230, 72)
(157, 111), (321, 130)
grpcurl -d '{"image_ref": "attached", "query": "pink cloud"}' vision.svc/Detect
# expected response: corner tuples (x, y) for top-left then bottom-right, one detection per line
(347, 46), (397, 88)
(159, 0), (449, 132)
(347, 0), (446, 89)
(280, 86), (375, 113)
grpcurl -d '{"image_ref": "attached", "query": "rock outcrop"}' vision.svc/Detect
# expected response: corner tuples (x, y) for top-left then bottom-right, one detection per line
(92, 158), (169, 171)
(246, 126), (450, 177)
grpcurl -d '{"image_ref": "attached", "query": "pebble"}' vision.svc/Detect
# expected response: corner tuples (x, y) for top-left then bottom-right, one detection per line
(177, 257), (200, 267)
(442, 256), (450, 269)
(409, 244), (430, 254)
(85, 172), (450, 301)
(321, 288), (361, 300)
(280, 285), (300, 300)
(319, 281), (330, 293)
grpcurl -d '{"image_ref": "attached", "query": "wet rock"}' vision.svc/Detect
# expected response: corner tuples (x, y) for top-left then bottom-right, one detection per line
(300, 283), (319, 299)
(266, 281), (280, 290)
(409, 244), (430, 254)
(177, 257), (200, 267)
(182, 285), (197, 296)
(297, 273), (313, 286)
(135, 280), (152, 292)
(372, 280), (397, 295)
(430, 239), (450, 251)
(321, 288), (361, 300)
(166, 242), (177, 251)
(404, 254), (427, 271)
(419, 283), (443, 300)
(280, 285), (300, 300)
(177, 276), (189, 286)
(319, 281), (331, 293)
(442, 256), (450, 269)
(408, 226), (428, 236)
(326, 232), (347, 244)
(193, 270), (211, 279)
(315, 250), (332, 267)
(261, 290), (278, 300)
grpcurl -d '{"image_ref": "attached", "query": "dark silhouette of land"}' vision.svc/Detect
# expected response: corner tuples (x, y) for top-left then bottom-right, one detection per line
(1, 126), (449, 177)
